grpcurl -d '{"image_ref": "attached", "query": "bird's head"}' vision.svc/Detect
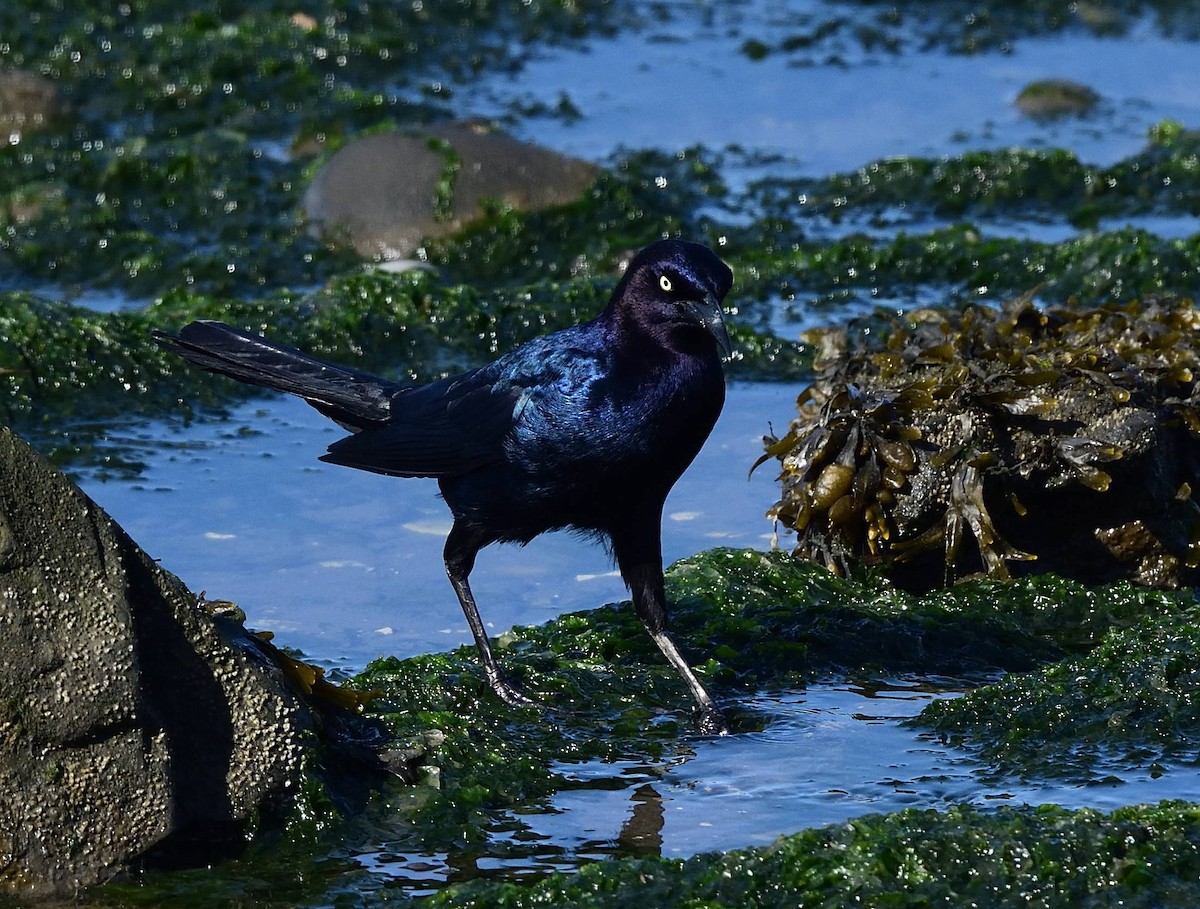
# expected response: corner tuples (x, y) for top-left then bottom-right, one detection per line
(612, 239), (734, 357)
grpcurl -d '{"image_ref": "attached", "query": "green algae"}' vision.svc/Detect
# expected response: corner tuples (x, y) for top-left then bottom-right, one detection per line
(0, 128), (360, 297)
(736, 1), (1200, 60)
(430, 801), (1200, 909)
(316, 549), (1200, 905)
(732, 224), (1200, 310)
(0, 1), (616, 138)
(728, 127), (1200, 309)
(743, 127), (1200, 230)
(918, 605), (1200, 781)
(88, 799), (1200, 908)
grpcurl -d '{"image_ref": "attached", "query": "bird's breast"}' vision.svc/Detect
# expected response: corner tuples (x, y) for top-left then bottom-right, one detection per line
(442, 350), (724, 542)
(511, 356), (723, 479)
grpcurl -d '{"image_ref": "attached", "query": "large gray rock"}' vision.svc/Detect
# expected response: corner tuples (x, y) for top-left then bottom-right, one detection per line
(0, 426), (313, 899)
(303, 121), (599, 260)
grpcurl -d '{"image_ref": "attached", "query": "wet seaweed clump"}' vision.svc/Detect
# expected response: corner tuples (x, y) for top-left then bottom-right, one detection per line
(760, 293), (1200, 590)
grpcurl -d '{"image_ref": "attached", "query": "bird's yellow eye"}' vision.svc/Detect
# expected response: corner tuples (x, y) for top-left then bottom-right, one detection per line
(659, 275), (673, 293)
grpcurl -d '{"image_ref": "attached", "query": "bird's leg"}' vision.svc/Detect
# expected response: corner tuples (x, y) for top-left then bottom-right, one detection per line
(649, 626), (727, 736)
(619, 552), (728, 736)
(444, 523), (537, 708)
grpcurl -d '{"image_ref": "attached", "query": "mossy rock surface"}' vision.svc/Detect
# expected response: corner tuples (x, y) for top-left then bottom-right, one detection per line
(918, 602), (1200, 780)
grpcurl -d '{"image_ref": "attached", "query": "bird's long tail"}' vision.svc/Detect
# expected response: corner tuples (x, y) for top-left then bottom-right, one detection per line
(152, 320), (398, 429)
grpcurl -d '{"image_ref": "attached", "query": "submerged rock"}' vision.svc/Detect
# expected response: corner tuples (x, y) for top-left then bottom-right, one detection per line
(761, 294), (1200, 589)
(302, 121), (599, 261)
(0, 426), (314, 899)
(1015, 78), (1100, 119)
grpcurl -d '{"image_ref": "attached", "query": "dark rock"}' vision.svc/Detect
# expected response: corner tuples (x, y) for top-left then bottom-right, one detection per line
(302, 121), (599, 260)
(0, 426), (313, 899)
(0, 69), (66, 139)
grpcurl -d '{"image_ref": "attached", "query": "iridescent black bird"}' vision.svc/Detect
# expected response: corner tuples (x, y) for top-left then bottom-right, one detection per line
(153, 239), (734, 733)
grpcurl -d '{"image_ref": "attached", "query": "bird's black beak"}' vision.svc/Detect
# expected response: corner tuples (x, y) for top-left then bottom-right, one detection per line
(685, 293), (733, 358)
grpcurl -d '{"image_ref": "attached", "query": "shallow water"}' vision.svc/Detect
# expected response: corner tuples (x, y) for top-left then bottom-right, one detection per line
(343, 682), (971, 891)
(461, 0), (1200, 177)
(328, 679), (1200, 894)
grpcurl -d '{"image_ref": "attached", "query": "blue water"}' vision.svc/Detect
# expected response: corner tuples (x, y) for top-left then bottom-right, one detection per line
(460, 0), (1200, 176)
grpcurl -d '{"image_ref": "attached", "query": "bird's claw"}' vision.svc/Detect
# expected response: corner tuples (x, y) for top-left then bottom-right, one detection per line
(489, 676), (540, 709)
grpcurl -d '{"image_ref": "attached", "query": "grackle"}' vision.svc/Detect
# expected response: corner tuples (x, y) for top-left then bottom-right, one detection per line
(153, 239), (734, 733)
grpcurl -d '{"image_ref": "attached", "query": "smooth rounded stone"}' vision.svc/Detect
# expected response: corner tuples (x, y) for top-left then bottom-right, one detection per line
(0, 427), (313, 899)
(0, 68), (66, 139)
(302, 121), (599, 260)
(1015, 78), (1100, 120)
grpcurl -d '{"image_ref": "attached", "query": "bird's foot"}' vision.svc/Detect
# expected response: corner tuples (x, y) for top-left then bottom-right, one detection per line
(694, 703), (729, 736)
(488, 675), (540, 709)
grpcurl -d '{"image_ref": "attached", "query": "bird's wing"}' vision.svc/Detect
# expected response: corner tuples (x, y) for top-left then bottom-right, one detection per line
(320, 326), (609, 478)
(319, 369), (522, 477)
